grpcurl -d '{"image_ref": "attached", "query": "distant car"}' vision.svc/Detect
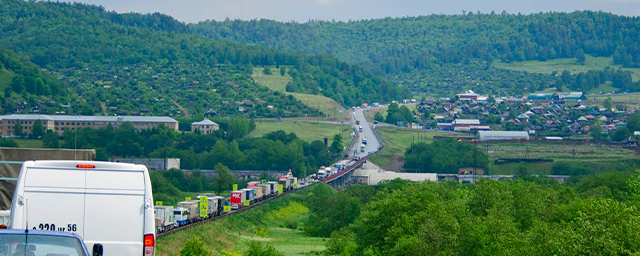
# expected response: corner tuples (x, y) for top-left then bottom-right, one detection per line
(0, 229), (97, 256)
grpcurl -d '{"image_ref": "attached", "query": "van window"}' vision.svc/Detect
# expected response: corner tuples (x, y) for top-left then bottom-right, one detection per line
(0, 234), (86, 256)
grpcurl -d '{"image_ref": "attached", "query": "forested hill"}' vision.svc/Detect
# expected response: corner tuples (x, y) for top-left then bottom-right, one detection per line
(0, 0), (408, 116)
(191, 12), (640, 95)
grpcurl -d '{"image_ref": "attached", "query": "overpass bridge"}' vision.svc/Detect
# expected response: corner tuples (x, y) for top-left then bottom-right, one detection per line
(323, 107), (380, 189)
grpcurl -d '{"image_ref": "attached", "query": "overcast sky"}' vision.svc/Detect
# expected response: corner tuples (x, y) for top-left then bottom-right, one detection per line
(70, 0), (640, 23)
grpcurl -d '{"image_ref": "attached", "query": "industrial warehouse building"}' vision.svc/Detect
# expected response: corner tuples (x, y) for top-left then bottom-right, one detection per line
(0, 114), (179, 137)
(477, 131), (530, 141)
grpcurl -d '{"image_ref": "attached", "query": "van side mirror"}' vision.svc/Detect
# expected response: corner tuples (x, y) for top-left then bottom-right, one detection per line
(93, 244), (104, 256)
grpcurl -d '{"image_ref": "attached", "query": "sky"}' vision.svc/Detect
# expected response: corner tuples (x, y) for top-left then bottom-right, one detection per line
(70, 0), (640, 23)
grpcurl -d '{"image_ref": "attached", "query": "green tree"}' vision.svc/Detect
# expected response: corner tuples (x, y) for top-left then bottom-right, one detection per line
(10, 75), (25, 93)
(329, 134), (343, 155)
(30, 119), (44, 138)
(627, 113), (640, 133)
(43, 130), (59, 148)
(13, 122), (23, 137)
(604, 97), (614, 109)
(590, 123), (603, 140)
(180, 236), (212, 256)
(279, 66), (286, 76)
(374, 111), (384, 122)
(212, 163), (236, 196)
(262, 67), (272, 75)
(612, 127), (631, 141)
(325, 228), (358, 256)
(245, 241), (284, 256)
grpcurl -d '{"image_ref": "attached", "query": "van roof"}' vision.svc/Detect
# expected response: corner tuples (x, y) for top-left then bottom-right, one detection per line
(27, 160), (144, 171)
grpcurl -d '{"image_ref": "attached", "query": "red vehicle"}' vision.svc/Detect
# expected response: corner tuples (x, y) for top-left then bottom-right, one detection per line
(230, 191), (245, 210)
(247, 181), (260, 187)
(355, 118), (360, 125)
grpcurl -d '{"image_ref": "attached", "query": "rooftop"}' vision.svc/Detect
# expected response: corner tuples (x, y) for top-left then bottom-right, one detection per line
(0, 114), (178, 123)
(191, 119), (219, 126)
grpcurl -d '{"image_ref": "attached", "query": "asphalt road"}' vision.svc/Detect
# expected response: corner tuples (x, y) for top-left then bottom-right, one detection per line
(350, 109), (381, 158)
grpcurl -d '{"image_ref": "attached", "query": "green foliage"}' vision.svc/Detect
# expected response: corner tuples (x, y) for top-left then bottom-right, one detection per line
(590, 123), (603, 140)
(245, 241), (284, 256)
(0, 138), (18, 147)
(0, 0), (408, 116)
(192, 12), (640, 95)
(373, 111), (384, 122)
(30, 119), (44, 138)
(612, 127), (631, 141)
(342, 175), (640, 255)
(180, 236), (212, 256)
(212, 163), (236, 196)
(384, 103), (413, 126)
(329, 134), (343, 155)
(604, 97), (614, 109)
(325, 228), (357, 256)
(403, 139), (489, 173)
(628, 113), (640, 133)
(13, 122), (23, 137)
(552, 161), (591, 176)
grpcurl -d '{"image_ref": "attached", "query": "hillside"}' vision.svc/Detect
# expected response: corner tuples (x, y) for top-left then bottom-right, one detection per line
(0, 47), (69, 114)
(0, 0), (408, 116)
(191, 12), (640, 96)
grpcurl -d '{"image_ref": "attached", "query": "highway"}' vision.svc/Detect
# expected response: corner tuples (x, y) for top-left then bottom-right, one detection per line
(350, 108), (381, 158)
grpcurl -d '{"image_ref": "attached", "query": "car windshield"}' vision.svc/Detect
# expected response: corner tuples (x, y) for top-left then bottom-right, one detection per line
(0, 234), (86, 256)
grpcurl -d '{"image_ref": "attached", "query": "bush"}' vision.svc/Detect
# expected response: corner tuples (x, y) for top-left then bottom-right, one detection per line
(245, 241), (284, 256)
(180, 237), (212, 256)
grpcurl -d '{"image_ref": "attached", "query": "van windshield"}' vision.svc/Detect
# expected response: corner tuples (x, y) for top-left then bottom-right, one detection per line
(0, 233), (86, 256)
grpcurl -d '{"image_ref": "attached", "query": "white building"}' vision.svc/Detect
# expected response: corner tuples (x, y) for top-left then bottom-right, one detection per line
(477, 131), (530, 141)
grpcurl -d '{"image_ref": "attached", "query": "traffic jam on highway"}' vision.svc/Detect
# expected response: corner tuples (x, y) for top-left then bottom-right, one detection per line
(0, 110), (377, 256)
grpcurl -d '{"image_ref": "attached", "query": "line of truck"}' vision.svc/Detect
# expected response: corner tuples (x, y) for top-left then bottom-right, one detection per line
(154, 175), (303, 235)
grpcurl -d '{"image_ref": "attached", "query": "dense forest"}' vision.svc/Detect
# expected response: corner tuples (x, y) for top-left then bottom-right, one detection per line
(192, 12), (640, 95)
(307, 170), (640, 255)
(0, 0), (408, 116)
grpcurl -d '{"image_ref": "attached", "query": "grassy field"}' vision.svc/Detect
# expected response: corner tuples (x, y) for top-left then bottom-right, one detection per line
(157, 190), (325, 256)
(252, 67), (348, 121)
(288, 92), (349, 121)
(0, 68), (12, 91)
(479, 141), (637, 175)
(252, 67), (291, 92)
(493, 55), (640, 81)
(15, 139), (44, 148)
(252, 120), (351, 145)
(370, 127), (471, 171)
(585, 93), (640, 107)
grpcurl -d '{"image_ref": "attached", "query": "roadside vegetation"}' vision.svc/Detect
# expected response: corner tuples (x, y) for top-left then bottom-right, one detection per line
(158, 188), (325, 256)
(305, 172), (640, 255)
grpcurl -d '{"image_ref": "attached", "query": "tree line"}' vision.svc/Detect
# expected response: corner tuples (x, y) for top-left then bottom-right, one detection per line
(305, 169), (640, 255)
(191, 11), (640, 96)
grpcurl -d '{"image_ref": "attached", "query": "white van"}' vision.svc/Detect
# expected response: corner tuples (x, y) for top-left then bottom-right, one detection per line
(9, 161), (155, 256)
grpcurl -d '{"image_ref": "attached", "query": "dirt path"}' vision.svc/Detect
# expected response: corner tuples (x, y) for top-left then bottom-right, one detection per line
(172, 100), (190, 117)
